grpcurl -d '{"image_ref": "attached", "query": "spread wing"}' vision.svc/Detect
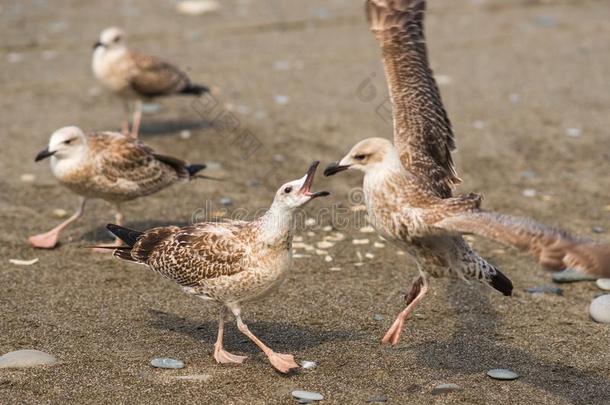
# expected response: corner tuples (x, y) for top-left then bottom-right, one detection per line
(127, 50), (191, 97)
(90, 132), (186, 197)
(435, 211), (610, 277)
(128, 223), (249, 287)
(366, 0), (459, 197)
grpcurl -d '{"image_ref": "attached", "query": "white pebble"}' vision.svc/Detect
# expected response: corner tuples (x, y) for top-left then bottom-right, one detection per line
(174, 374), (211, 382)
(473, 120), (486, 130)
(596, 279), (610, 291)
(356, 251), (363, 261)
(435, 74), (452, 85)
(9, 258), (39, 266)
(293, 254), (310, 259)
(304, 218), (316, 227)
(141, 103), (161, 114)
(293, 236), (303, 242)
(315, 249), (328, 256)
(353, 239), (370, 245)
(354, 262), (364, 267)
(274, 95), (289, 105)
(396, 250), (405, 256)
(179, 130), (192, 139)
(53, 208), (68, 218)
(306, 231), (315, 237)
(329, 267), (341, 271)
(365, 253), (375, 259)
(589, 294), (610, 323)
(300, 360), (317, 369)
(324, 255), (333, 263)
(20, 173), (35, 183)
(176, 0), (220, 15)
(292, 390), (323, 402)
(565, 127), (582, 138)
(0, 350), (57, 368)
(150, 358), (184, 369)
(316, 241), (334, 249)
(522, 188), (537, 198)
(374, 242), (385, 248)
(359, 226), (375, 233)
(322, 225), (332, 232)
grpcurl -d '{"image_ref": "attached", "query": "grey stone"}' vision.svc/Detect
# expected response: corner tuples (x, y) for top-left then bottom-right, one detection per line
(150, 358), (184, 369)
(0, 350), (57, 369)
(292, 390), (323, 402)
(431, 383), (461, 395)
(487, 368), (519, 380)
(219, 197), (233, 206)
(373, 314), (384, 321)
(174, 374), (211, 382)
(552, 268), (597, 283)
(525, 285), (563, 295)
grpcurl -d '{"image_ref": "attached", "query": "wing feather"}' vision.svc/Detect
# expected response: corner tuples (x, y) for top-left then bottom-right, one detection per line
(127, 50), (191, 97)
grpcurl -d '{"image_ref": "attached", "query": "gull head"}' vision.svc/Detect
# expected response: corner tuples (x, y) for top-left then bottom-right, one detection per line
(36, 126), (87, 162)
(324, 137), (398, 176)
(273, 161), (329, 210)
(94, 27), (126, 50)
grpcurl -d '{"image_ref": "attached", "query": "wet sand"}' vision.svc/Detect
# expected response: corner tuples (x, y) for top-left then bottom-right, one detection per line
(1, 0), (609, 403)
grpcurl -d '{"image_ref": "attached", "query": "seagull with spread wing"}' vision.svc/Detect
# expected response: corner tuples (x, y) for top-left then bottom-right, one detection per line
(92, 27), (209, 138)
(324, 0), (610, 346)
(29, 126), (206, 249)
(103, 162), (329, 373)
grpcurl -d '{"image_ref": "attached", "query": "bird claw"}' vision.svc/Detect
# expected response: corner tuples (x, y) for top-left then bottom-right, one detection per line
(267, 352), (299, 374)
(28, 232), (60, 249)
(214, 347), (247, 364)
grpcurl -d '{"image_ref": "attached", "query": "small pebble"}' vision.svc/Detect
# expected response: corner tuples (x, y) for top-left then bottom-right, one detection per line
(174, 374), (211, 382)
(354, 262), (364, 267)
(176, 0), (220, 15)
(324, 255), (333, 263)
(293, 236), (303, 242)
(293, 254), (310, 259)
(305, 218), (316, 227)
(596, 279), (610, 291)
(322, 225), (332, 232)
(53, 208), (68, 218)
(431, 383), (461, 395)
(300, 360), (317, 369)
(274, 95), (289, 105)
(306, 231), (315, 237)
(9, 258), (39, 266)
(353, 239), (370, 245)
(205, 161), (222, 170)
(396, 251), (405, 256)
(487, 368), (519, 380)
(435, 75), (452, 85)
(247, 179), (262, 187)
(589, 294), (610, 323)
(374, 242), (385, 248)
(141, 103), (161, 114)
(473, 120), (486, 130)
(326, 232), (345, 242)
(522, 188), (537, 198)
(592, 226), (605, 234)
(150, 358), (184, 369)
(366, 394), (388, 403)
(315, 249), (328, 256)
(552, 268), (597, 283)
(179, 130), (192, 139)
(525, 285), (563, 295)
(329, 267), (341, 271)
(360, 226), (375, 233)
(0, 350), (57, 368)
(292, 390), (323, 402)
(365, 253), (375, 259)
(521, 170), (536, 180)
(565, 127), (582, 138)
(20, 173), (36, 183)
(219, 197), (233, 206)
(373, 314), (384, 321)
(316, 241), (334, 249)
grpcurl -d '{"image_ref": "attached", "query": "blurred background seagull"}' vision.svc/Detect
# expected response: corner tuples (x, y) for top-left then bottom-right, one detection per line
(324, 0), (610, 346)
(103, 161), (329, 374)
(92, 27), (210, 138)
(29, 126), (206, 249)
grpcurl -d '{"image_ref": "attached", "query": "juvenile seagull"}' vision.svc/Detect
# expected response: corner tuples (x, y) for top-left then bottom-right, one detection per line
(324, 0), (610, 346)
(92, 27), (209, 137)
(104, 162), (329, 373)
(29, 126), (206, 249)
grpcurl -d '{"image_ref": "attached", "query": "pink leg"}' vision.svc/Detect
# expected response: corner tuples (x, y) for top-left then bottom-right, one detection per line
(28, 198), (86, 249)
(382, 274), (428, 346)
(121, 99), (131, 135)
(229, 305), (299, 374)
(130, 100), (142, 138)
(214, 306), (247, 364)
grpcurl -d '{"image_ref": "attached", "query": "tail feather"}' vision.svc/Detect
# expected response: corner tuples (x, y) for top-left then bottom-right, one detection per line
(180, 83), (209, 96)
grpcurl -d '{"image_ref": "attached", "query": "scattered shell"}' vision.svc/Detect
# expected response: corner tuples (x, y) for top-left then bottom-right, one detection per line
(324, 255), (333, 263)
(396, 251), (405, 256)
(300, 360), (317, 369)
(306, 231), (315, 237)
(354, 262), (364, 267)
(150, 358), (184, 369)
(322, 225), (333, 232)
(9, 258), (39, 266)
(179, 130), (192, 139)
(329, 267), (341, 271)
(316, 241), (334, 249)
(174, 374), (211, 382)
(589, 294), (610, 323)
(293, 236), (303, 242)
(293, 243), (314, 251)
(353, 239), (370, 245)
(552, 268), (596, 283)
(374, 242), (385, 248)
(0, 350), (57, 369)
(274, 95), (289, 105)
(305, 218), (316, 227)
(596, 279), (610, 291)
(431, 383), (461, 395)
(356, 252), (363, 261)
(522, 188), (537, 198)
(360, 226), (375, 233)
(20, 173), (36, 183)
(350, 205), (367, 212)
(219, 197), (233, 206)
(525, 285), (563, 295)
(487, 368), (519, 380)
(293, 254), (310, 259)
(373, 314), (384, 321)
(53, 209), (68, 218)
(141, 103), (161, 114)
(325, 232), (345, 242)
(565, 127), (582, 138)
(292, 390), (324, 402)
(365, 253), (375, 259)
(491, 249), (506, 255)
(205, 161), (222, 170)
(472, 120), (486, 130)
(176, 0), (220, 15)
(315, 249), (328, 256)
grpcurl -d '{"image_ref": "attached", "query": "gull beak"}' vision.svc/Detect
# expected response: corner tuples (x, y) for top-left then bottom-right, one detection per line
(324, 161), (350, 176)
(299, 161), (330, 199)
(93, 41), (104, 49)
(35, 147), (56, 162)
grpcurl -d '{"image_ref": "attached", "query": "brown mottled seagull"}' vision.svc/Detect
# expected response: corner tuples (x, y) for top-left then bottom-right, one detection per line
(29, 126), (206, 249)
(92, 27), (209, 137)
(103, 162), (329, 373)
(324, 0), (610, 346)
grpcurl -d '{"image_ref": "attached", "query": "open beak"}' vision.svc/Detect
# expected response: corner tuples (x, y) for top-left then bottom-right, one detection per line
(299, 161), (330, 199)
(324, 161), (350, 176)
(35, 147), (56, 162)
(93, 41), (104, 49)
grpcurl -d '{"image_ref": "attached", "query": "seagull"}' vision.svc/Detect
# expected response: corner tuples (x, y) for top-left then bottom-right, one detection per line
(103, 161), (329, 373)
(92, 27), (209, 138)
(324, 0), (610, 346)
(29, 126), (206, 249)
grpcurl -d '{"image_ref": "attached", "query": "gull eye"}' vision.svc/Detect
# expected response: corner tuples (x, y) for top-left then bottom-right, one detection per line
(113, 36), (121, 43)
(64, 138), (74, 145)
(355, 154), (366, 161)
(283, 186), (293, 194)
